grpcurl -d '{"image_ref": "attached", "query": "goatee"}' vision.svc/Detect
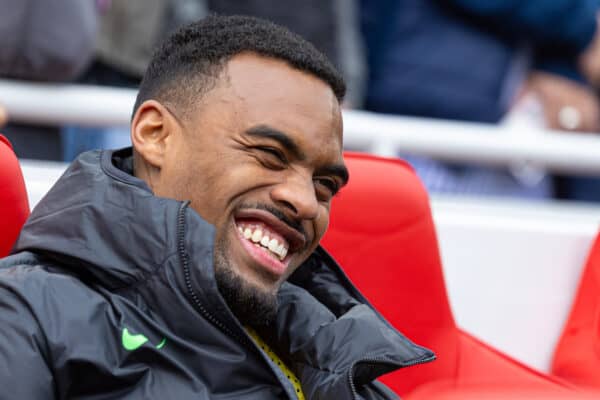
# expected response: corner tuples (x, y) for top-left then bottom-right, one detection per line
(213, 239), (278, 328)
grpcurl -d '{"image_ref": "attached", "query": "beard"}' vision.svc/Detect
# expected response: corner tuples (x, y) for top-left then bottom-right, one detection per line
(213, 234), (278, 329)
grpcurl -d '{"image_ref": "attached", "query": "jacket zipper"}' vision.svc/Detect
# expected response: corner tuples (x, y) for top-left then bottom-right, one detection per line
(177, 202), (241, 341)
(176, 202), (299, 399)
(347, 354), (435, 399)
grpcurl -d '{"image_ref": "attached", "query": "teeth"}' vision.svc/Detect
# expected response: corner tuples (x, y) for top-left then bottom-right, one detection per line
(251, 229), (262, 243)
(237, 225), (289, 260)
(268, 238), (279, 252)
(260, 235), (270, 247)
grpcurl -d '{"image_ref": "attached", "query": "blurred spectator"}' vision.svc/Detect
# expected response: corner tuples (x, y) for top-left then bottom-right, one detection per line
(361, 0), (600, 200)
(0, 0), (97, 160)
(0, 0), (97, 81)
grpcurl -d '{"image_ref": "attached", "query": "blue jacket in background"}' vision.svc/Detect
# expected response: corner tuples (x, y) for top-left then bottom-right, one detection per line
(361, 0), (599, 122)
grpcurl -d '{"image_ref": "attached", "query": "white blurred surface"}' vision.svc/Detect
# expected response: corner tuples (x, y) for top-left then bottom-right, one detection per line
(21, 159), (68, 208)
(433, 195), (600, 372)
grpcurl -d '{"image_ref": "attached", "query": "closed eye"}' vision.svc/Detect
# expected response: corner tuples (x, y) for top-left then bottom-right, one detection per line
(255, 146), (287, 169)
(258, 146), (286, 161)
(314, 177), (341, 199)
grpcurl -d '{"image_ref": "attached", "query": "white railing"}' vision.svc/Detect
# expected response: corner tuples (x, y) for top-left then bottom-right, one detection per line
(0, 80), (135, 126)
(3, 78), (600, 175)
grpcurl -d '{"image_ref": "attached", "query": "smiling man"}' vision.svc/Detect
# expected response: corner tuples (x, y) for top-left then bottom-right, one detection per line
(0, 16), (433, 399)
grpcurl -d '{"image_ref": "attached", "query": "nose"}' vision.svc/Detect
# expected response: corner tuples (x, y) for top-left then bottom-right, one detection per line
(270, 172), (319, 221)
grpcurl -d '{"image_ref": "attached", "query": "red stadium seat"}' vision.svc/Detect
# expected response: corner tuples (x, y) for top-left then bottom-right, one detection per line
(407, 382), (600, 399)
(322, 152), (577, 397)
(552, 232), (600, 388)
(0, 134), (29, 257)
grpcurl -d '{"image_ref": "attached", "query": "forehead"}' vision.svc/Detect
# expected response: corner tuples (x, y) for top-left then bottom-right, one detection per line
(191, 53), (344, 163)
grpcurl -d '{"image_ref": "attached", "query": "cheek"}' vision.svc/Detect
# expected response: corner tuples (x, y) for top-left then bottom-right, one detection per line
(165, 159), (227, 224)
(314, 206), (331, 243)
(191, 164), (265, 224)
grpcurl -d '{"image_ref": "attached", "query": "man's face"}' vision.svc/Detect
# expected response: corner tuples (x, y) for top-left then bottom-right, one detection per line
(148, 53), (346, 324)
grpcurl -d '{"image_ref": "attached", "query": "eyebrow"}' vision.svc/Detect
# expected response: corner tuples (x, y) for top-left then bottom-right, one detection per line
(244, 124), (349, 185)
(318, 164), (349, 186)
(245, 125), (306, 161)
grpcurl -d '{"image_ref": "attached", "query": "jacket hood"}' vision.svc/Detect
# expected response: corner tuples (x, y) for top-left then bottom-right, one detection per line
(15, 148), (435, 398)
(15, 148), (194, 289)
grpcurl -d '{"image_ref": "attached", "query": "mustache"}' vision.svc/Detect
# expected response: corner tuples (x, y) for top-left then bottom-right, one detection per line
(240, 203), (307, 239)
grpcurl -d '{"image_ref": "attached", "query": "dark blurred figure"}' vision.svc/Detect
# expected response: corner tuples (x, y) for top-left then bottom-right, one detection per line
(0, 0), (97, 160)
(361, 0), (600, 200)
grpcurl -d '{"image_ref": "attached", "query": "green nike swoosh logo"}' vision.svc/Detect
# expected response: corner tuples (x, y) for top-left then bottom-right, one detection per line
(121, 328), (167, 351)
(122, 328), (149, 351)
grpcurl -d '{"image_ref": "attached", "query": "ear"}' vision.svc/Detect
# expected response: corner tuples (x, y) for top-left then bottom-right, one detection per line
(131, 100), (176, 169)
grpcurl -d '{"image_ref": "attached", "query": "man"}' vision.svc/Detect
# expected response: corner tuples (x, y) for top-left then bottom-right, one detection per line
(0, 16), (433, 399)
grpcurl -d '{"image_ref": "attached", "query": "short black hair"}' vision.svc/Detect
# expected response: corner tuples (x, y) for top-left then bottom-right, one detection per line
(132, 15), (346, 118)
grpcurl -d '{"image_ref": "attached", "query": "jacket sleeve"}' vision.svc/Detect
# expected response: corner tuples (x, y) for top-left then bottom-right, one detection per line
(0, 284), (55, 399)
(443, 0), (597, 52)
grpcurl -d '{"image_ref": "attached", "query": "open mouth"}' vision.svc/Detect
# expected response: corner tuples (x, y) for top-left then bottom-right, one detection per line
(237, 223), (289, 260)
(233, 208), (306, 277)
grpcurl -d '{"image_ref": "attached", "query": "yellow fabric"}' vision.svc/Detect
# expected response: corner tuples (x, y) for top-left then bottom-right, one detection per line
(246, 327), (305, 400)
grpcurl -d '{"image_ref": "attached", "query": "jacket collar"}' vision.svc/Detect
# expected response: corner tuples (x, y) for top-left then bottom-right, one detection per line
(16, 148), (183, 288)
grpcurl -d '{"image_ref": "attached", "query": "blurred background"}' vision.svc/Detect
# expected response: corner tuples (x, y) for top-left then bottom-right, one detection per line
(4, 0), (600, 377)
(5, 0), (600, 202)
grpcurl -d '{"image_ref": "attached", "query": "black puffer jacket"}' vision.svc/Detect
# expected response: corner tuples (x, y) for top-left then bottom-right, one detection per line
(0, 149), (434, 399)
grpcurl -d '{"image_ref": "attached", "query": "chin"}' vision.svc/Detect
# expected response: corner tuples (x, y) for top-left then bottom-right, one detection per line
(213, 230), (279, 327)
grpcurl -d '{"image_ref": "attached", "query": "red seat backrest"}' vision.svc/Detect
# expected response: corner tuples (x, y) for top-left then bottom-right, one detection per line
(552, 232), (600, 387)
(0, 135), (30, 257)
(321, 153), (459, 394)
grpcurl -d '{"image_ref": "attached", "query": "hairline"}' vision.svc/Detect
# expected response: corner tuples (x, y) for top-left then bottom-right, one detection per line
(135, 50), (342, 122)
